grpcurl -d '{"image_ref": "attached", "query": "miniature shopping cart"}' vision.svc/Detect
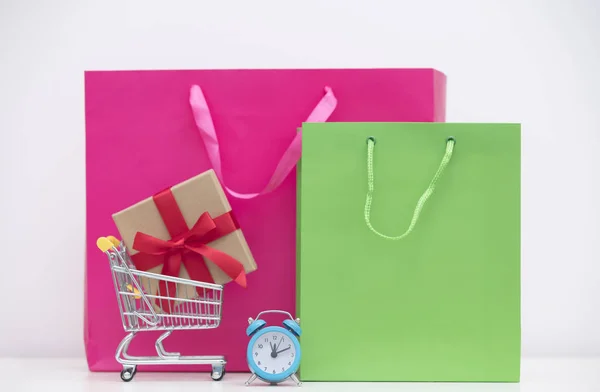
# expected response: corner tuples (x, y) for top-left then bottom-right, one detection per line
(96, 236), (227, 382)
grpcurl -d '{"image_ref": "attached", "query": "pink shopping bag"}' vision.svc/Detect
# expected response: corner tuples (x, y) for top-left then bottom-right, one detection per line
(85, 68), (446, 373)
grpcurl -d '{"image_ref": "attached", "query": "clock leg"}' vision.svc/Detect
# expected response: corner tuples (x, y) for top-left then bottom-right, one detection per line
(290, 373), (302, 386)
(245, 373), (258, 386)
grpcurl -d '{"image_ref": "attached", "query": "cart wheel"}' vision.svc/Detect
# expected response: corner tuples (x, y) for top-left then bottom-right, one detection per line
(211, 365), (226, 381)
(120, 366), (137, 382)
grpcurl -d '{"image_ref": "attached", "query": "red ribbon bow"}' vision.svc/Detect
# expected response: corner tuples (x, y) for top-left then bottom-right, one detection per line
(130, 188), (246, 313)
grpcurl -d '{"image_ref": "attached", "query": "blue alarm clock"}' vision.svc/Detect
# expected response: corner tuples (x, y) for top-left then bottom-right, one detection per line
(245, 310), (302, 386)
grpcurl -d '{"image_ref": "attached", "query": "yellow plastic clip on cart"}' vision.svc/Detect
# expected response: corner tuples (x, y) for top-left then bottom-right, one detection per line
(96, 236), (227, 382)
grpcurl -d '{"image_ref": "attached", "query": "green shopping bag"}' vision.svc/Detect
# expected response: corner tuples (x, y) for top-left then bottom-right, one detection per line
(297, 122), (520, 382)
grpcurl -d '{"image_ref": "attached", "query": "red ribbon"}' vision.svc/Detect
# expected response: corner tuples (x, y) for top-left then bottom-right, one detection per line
(130, 188), (247, 313)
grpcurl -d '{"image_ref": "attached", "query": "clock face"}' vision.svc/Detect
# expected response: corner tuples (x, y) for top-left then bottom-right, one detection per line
(251, 330), (297, 376)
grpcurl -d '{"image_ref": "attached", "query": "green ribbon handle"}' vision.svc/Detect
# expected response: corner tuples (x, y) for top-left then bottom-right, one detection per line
(364, 136), (456, 240)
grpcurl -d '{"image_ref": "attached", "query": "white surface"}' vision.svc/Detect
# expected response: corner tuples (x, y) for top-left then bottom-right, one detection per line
(1, 358), (599, 392)
(1, 0), (599, 357)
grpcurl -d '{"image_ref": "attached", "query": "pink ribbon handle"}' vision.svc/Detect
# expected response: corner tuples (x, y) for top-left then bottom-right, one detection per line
(189, 84), (337, 199)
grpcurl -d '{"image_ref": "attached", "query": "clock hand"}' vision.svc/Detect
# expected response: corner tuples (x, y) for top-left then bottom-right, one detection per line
(276, 347), (291, 355)
(270, 342), (277, 358)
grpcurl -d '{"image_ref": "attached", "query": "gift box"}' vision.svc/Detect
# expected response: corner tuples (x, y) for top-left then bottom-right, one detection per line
(112, 169), (257, 313)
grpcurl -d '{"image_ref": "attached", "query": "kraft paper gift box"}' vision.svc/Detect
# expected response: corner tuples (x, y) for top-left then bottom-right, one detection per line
(112, 169), (257, 313)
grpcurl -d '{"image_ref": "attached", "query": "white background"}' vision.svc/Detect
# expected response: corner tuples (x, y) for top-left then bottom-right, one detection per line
(0, 0), (598, 359)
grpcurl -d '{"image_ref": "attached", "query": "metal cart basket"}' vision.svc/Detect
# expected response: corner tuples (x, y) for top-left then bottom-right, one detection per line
(96, 236), (227, 382)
